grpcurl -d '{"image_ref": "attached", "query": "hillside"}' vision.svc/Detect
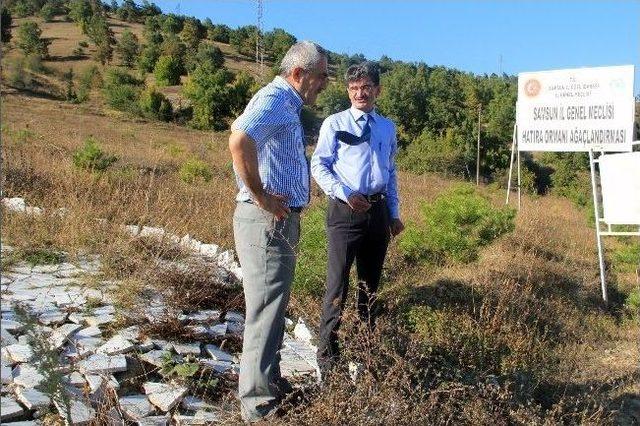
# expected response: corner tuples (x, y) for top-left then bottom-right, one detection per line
(1, 6), (639, 426)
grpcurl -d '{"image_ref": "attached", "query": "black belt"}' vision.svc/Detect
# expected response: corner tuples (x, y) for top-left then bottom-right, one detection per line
(336, 193), (385, 204)
(365, 193), (385, 203)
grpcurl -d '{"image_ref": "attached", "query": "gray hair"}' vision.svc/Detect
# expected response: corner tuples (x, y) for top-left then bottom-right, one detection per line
(345, 61), (380, 86)
(279, 41), (327, 76)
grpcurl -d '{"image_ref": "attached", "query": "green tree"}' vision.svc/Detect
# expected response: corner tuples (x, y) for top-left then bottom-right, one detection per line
(229, 25), (258, 57)
(154, 55), (182, 86)
(316, 81), (350, 117)
(67, 0), (92, 33)
(16, 21), (50, 57)
(207, 23), (230, 43)
(263, 28), (296, 64)
(138, 85), (172, 121)
(180, 17), (202, 50)
(1, 7), (12, 43)
(161, 13), (182, 34)
(143, 15), (163, 44)
(39, 2), (55, 21)
(116, 0), (139, 22)
(377, 63), (429, 144)
(185, 43), (224, 73)
(182, 62), (234, 129)
(138, 42), (161, 72)
(115, 29), (140, 68)
(229, 70), (256, 115)
(86, 13), (115, 64)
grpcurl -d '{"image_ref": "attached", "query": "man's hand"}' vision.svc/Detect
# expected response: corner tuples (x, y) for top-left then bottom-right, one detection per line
(390, 218), (404, 237)
(255, 192), (290, 220)
(347, 193), (371, 213)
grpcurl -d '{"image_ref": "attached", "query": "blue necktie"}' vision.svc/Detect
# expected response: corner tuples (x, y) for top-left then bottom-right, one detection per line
(360, 114), (371, 143)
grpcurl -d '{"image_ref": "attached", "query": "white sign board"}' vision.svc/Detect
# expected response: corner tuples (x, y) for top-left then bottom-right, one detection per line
(599, 152), (640, 225)
(516, 65), (635, 152)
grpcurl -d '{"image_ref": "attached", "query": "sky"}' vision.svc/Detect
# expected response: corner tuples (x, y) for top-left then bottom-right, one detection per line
(153, 0), (640, 94)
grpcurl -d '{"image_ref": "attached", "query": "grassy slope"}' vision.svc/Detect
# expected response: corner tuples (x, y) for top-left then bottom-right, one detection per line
(1, 14), (638, 424)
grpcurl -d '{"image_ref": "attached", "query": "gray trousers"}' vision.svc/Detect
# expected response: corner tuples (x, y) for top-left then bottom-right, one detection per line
(233, 201), (300, 421)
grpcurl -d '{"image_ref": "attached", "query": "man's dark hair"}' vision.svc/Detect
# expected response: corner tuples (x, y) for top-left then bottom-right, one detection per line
(345, 61), (380, 86)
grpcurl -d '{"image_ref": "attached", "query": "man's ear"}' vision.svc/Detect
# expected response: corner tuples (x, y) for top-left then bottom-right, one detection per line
(291, 66), (305, 83)
(374, 85), (382, 97)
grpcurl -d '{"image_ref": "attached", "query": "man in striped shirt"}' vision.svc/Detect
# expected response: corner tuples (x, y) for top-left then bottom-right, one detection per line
(229, 41), (328, 423)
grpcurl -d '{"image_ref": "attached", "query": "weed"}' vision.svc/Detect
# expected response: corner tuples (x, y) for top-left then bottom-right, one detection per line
(292, 203), (328, 298)
(72, 137), (118, 173)
(178, 158), (213, 184)
(399, 184), (515, 264)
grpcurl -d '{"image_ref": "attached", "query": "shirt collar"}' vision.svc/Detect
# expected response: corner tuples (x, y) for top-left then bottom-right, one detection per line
(273, 76), (304, 113)
(349, 106), (377, 122)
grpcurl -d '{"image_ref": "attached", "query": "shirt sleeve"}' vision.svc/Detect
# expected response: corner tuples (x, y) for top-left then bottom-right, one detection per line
(385, 123), (400, 219)
(231, 94), (283, 149)
(311, 117), (354, 202)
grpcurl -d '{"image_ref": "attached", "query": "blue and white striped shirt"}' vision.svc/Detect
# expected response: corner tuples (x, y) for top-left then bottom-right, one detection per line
(231, 76), (309, 208)
(311, 107), (400, 218)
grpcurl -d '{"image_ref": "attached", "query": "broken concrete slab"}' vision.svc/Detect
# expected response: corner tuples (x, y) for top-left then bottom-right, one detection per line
(50, 323), (82, 349)
(4, 344), (33, 363)
(117, 325), (141, 341)
(15, 386), (51, 410)
(137, 415), (170, 426)
(178, 310), (221, 323)
(172, 342), (201, 356)
(84, 374), (104, 394)
(1, 319), (24, 333)
(180, 395), (214, 412)
(1, 327), (19, 346)
(77, 353), (127, 375)
(97, 335), (135, 355)
(84, 314), (115, 327)
(54, 395), (96, 426)
(198, 359), (234, 374)
(0, 396), (25, 421)
(66, 371), (86, 387)
(73, 327), (102, 339)
(12, 364), (44, 388)
(139, 350), (172, 368)
(2, 363), (13, 384)
(204, 344), (235, 363)
(137, 338), (155, 352)
(119, 394), (155, 420)
(223, 311), (244, 323)
(143, 382), (188, 412)
(38, 309), (68, 326)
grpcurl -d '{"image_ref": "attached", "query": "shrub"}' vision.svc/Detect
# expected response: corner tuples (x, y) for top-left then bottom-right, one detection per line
(16, 21), (50, 57)
(292, 204), (328, 298)
(612, 240), (640, 273)
(76, 65), (101, 102)
(138, 86), (173, 121)
(102, 68), (143, 113)
(399, 184), (516, 264)
(398, 129), (467, 177)
(625, 288), (640, 319)
(178, 158), (212, 184)
(39, 2), (56, 21)
(154, 55), (182, 86)
(5, 56), (33, 89)
(72, 137), (118, 172)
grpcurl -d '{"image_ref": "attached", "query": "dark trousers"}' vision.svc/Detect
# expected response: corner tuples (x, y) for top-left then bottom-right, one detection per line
(317, 197), (391, 368)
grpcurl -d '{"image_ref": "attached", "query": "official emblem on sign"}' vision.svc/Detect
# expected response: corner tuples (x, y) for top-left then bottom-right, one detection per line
(524, 79), (541, 97)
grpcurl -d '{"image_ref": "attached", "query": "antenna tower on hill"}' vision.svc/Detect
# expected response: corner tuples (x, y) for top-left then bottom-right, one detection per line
(256, 0), (265, 79)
